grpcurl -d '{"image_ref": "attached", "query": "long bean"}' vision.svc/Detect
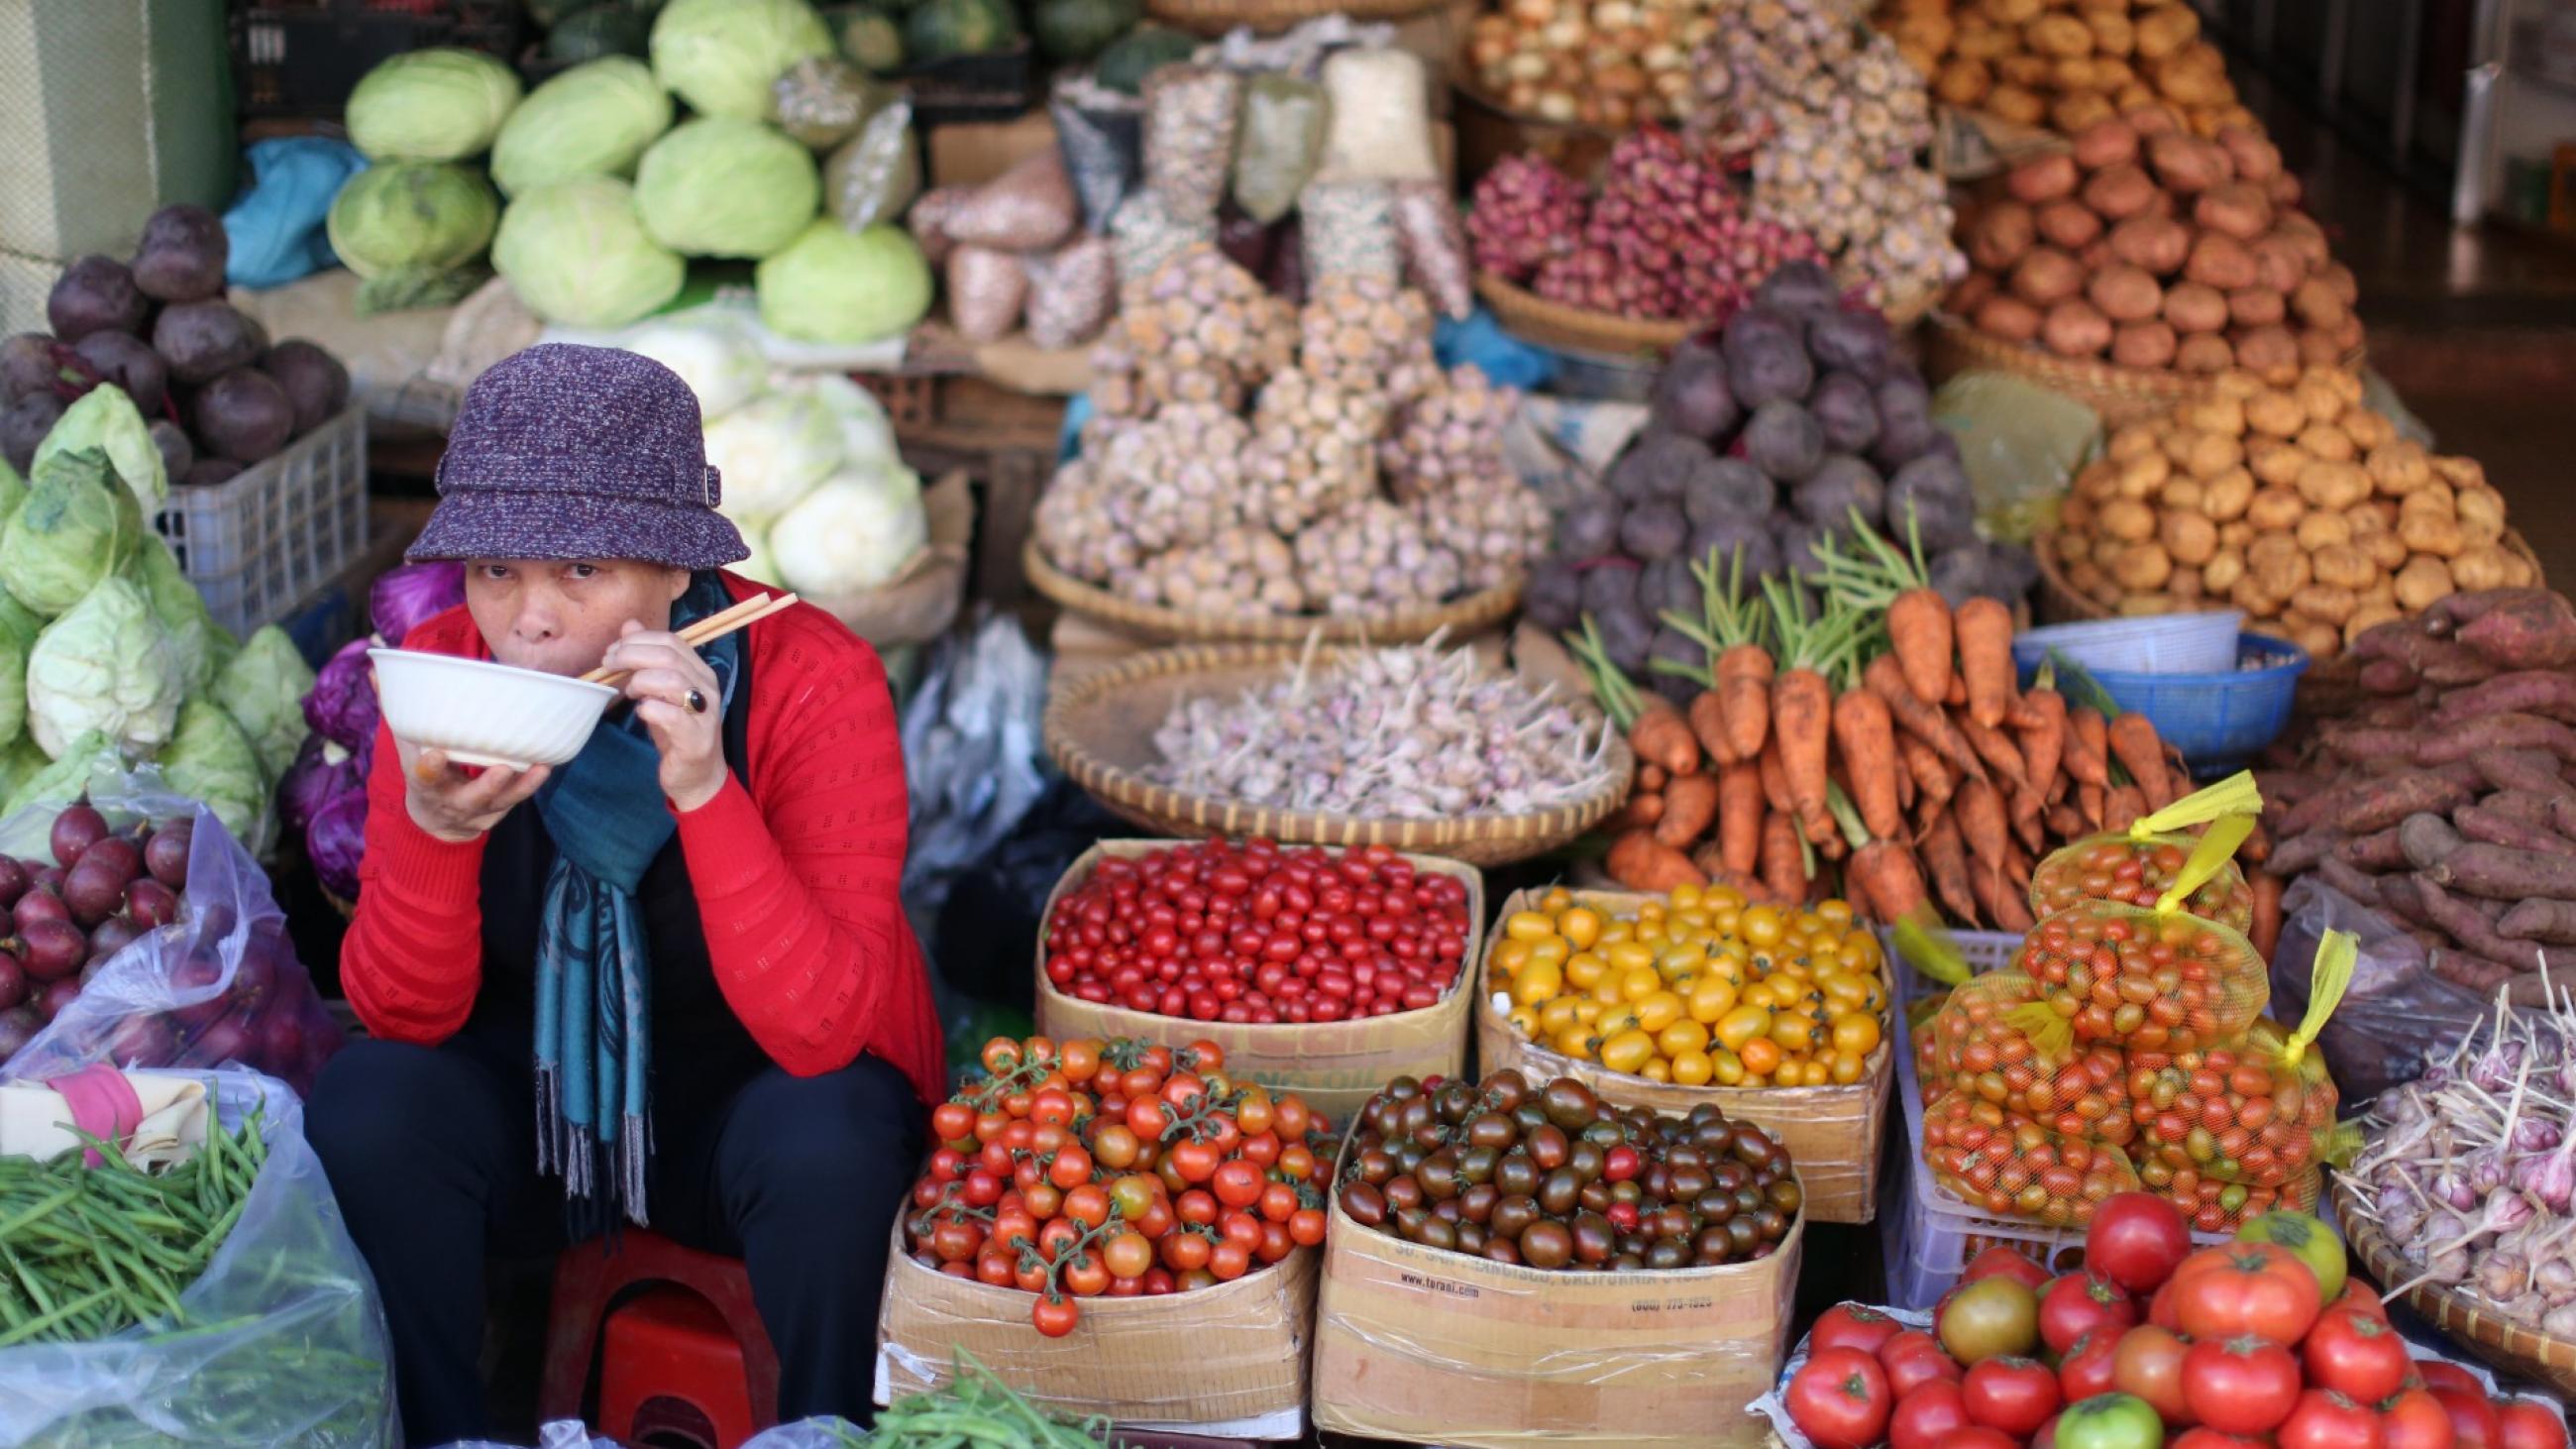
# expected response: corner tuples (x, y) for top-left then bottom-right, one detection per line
(0, 1115), (262, 1347)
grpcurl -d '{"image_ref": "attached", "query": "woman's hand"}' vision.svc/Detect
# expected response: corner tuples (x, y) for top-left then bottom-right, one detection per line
(398, 738), (550, 843)
(600, 619), (726, 812)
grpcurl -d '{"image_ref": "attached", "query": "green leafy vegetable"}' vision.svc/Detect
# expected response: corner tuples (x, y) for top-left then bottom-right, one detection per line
(0, 448), (143, 617)
(326, 162), (501, 281)
(753, 220), (930, 344)
(635, 118), (821, 260)
(162, 697), (268, 845)
(213, 624), (317, 782)
(491, 175), (688, 330)
(651, 0), (835, 120)
(33, 385), (166, 510)
(26, 577), (183, 759)
(128, 537), (233, 696)
(490, 56), (675, 198)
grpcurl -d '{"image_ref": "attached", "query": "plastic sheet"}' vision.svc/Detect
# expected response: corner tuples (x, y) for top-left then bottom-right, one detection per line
(1231, 75), (1328, 225)
(1298, 179), (1400, 282)
(0, 1068), (394, 1448)
(2271, 873), (2489, 1102)
(946, 151), (1079, 254)
(1050, 84), (1143, 235)
(224, 139), (369, 291)
(897, 613), (1054, 927)
(1141, 65), (1241, 219)
(2, 762), (344, 1098)
(1928, 371), (2100, 545)
(1314, 48), (1438, 184)
(1022, 236), (1117, 351)
(945, 245), (1028, 344)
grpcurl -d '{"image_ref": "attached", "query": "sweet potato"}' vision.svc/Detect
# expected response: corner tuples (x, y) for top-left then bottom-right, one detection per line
(2417, 875), (2542, 964)
(2227, 286), (2286, 328)
(2424, 839), (2576, 903)
(2417, 713), (2576, 767)
(2475, 748), (2569, 798)
(2430, 947), (2523, 995)
(2044, 299), (2114, 358)
(2317, 724), (2427, 764)
(2499, 898), (2576, 946)
(2478, 790), (2559, 829)
(2270, 829), (2342, 877)
(2557, 794), (2576, 841)
(2317, 854), (2384, 907)
(2377, 873), (2433, 927)
(2455, 803), (2576, 856)
(2088, 265), (2163, 322)
(2337, 827), (2409, 872)
(2433, 670), (2576, 727)
(2083, 163), (2161, 220)
(2007, 153), (2082, 205)
(2289, 769), (2474, 836)
(2425, 585), (2556, 632)
(2398, 811), (2465, 872)
(2175, 334), (2235, 375)
(2458, 590), (2576, 670)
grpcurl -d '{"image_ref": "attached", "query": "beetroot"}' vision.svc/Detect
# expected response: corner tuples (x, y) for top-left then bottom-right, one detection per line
(150, 419), (194, 482)
(181, 458), (243, 488)
(0, 857), (30, 910)
(193, 368), (295, 463)
(153, 300), (262, 386)
(57, 860), (123, 927)
(2, 391), (63, 474)
(0, 1005), (36, 1061)
(261, 339), (351, 435)
(48, 256), (149, 340)
(50, 803), (107, 867)
(88, 915), (139, 961)
(0, 333), (61, 398)
(130, 203), (228, 303)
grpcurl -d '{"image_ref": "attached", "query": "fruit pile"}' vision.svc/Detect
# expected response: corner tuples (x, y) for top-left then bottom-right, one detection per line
(1041, 840), (1473, 1026)
(1336, 1069), (1801, 1269)
(904, 1035), (1332, 1337)
(0, 803), (191, 1030)
(1490, 885), (1889, 1088)
(1779, 1196), (2565, 1449)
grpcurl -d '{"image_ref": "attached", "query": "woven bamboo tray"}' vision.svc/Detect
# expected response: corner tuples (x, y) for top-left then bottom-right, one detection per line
(1926, 316), (2213, 427)
(1041, 642), (1634, 866)
(1024, 540), (1524, 646)
(2337, 1173), (2576, 1397)
(1144, 0), (1447, 34)
(1470, 886), (1896, 1224)
(1478, 273), (1936, 361)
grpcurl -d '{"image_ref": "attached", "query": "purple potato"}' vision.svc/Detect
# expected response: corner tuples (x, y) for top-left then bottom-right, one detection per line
(1595, 603), (1654, 672)
(1741, 399), (1824, 483)
(1577, 561), (1640, 618)
(1523, 558), (1583, 631)
(1792, 454), (1885, 530)
(1807, 308), (1891, 377)
(1809, 372), (1880, 456)
(1607, 430), (1710, 505)
(48, 256), (150, 340)
(1556, 493), (1623, 560)
(1683, 456), (1772, 528)
(1723, 323), (1814, 410)
(1650, 338), (1738, 442)
(1617, 500), (1688, 562)
(1638, 555), (1703, 620)
(1687, 514), (1781, 582)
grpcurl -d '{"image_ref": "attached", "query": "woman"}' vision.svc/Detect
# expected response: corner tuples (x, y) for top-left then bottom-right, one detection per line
(309, 344), (939, 1446)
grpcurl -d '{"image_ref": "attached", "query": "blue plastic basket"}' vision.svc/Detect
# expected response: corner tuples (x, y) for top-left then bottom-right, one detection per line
(2020, 632), (2310, 776)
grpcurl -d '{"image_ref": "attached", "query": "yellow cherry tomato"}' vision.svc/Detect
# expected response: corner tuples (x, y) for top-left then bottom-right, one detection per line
(1538, 997), (1581, 1037)
(1741, 905), (1784, 949)
(1573, 999), (1603, 1026)
(1512, 957), (1563, 1007)
(1553, 1027), (1595, 1059)
(1739, 1037), (1782, 1076)
(1540, 887), (1575, 914)
(1670, 1050), (1714, 1086)
(1830, 1051), (1868, 1084)
(1800, 1059), (1835, 1086)
(1641, 1057), (1672, 1083)
(1709, 1048), (1746, 1085)
(1594, 1004), (1642, 1042)
(1657, 1019), (1709, 1059)
(1565, 950), (1608, 990)
(1816, 899), (1854, 927)
(1831, 1013), (1883, 1058)
(1687, 976), (1739, 1024)
(1605, 941), (1656, 975)
(1667, 883), (1701, 910)
(1715, 1004), (1772, 1051)
(1504, 911), (1557, 944)
(1493, 940), (1532, 976)
(1619, 964), (1663, 1003)
(1771, 1012), (1824, 1056)
(1599, 1029), (1657, 1076)
(1557, 906), (1602, 950)
(1507, 1005), (1541, 1037)
(1635, 990), (1685, 1034)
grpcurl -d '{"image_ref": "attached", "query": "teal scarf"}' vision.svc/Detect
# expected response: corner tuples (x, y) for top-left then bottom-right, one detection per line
(532, 572), (742, 1229)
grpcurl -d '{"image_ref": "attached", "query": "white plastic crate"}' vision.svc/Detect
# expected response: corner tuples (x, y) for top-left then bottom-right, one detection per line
(155, 405), (368, 638)
(2012, 611), (2244, 677)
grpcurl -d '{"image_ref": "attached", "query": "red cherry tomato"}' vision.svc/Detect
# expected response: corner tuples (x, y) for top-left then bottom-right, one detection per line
(1963, 1356), (2062, 1438)
(2039, 1271), (2140, 1357)
(1881, 1329), (1966, 1399)
(1784, 1347), (1893, 1449)
(2279, 1390), (2386, 1449)
(2057, 1330), (2122, 1403)
(2171, 1243), (2323, 1345)
(1813, 1302), (1905, 1359)
(2086, 1191), (2193, 1294)
(2306, 1307), (2415, 1404)
(2499, 1400), (2570, 1449)
(1890, 1382), (1974, 1449)
(2182, 1336), (2305, 1436)
(2381, 1389), (2460, 1449)
(1964, 1244), (2052, 1291)
(1030, 1296), (1078, 1337)
(2431, 1384), (2502, 1449)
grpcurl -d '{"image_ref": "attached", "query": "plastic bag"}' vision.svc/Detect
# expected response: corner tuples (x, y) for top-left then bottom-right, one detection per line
(0, 1068), (395, 1448)
(946, 150), (1079, 254)
(906, 185), (971, 268)
(2028, 771), (2260, 933)
(1023, 235), (1116, 350)
(1298, 178), (1400, 282)
(945, 245), (1028, 344)
(897, 613), (1054, 924)
(2270, 873), (2484, 1101)
(1393, 180), (1471, 321)
(1141, 64), (1242, 219)
(1929, 371), (2100, 545)
(1051, 84), (1144, 235)
(1231, 74), (1328, 225)
(773, 56), (879, 149)
(224, 138), (370, 290)
(1315, 48), (1437, 184)
(1109, 189), (1217, 290)
(820, 93), (920, 232)
(1919, 1085), (2140, 1227)
(0, 761), (346, 1098)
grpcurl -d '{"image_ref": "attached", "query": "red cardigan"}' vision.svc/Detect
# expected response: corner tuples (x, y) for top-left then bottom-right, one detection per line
(340, 575), (944, 1107)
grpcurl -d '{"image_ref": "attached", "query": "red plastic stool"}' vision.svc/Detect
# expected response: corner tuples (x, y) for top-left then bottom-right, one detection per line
(540, 1229), (780, 1448)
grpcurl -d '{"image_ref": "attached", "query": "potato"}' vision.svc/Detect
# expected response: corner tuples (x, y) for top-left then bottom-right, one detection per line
(2147, 132), (2228, 193)
(2164, 476), (2205, 510)
(2111, 540), (2175, 592)
(2054, 92), (2119, 135)
(2126, 104), (2183, 137)
(2247, 530), (2310, 591)
(2287, 617), (2343, 660)
(2431, 454), (2488, 489)
(2398, 507), (2466, 559)
(2027, 11), (2092, 56)
(2179, 394), (2246, 436)
(2082, 163), (2161, 220)
(2218, 519), (2254, 548)
(2071, 118), (2141, 169)
(2320, 262), (2359, 307)
(2368, 529), (2409, 572)
(2160, 508), (2218, 566)
(1937, 58), (1994, 106)
(1990, 85), (2049, 127)
(2044, 298), (2115, 358)
(2193, 182), (2274, 242)
(2135, 4), (2201, 60)
(2100, 320), (2174, 370)
(2267, 170), (2305, 208)
(1969, 201), (2038, 271)
(2291, 425), (2352, 467)
(1950, 273), (1999, 315)
(2232, 325), (2301, 379)
(2216, 125), (2282, 181)
(2157, 53), (2234, 109)
(2345, 602), (2405, 643)
(1975, 294), (2047, 343)
(2117, 594), (2188, 617)
(2175, 333), (2234, 374)
(2239, 238), (2304, 300)
(2036, 199), (2105, 254)
(2246, 439), (2305, 490)
(2186, 233), (2259, 290)
(1983, 0), (2043, 25)
(2333, 313), (2367, 353)
(2201, 466), (2255, 521)
(2394, 554), (2454, 611)
(2101, 496), (2157, 541)
(2450, 543), (2520, 593)
(2340, 406), (2393, 454)
(2211, 369), (2263, 400)
(2072, 263), (2154, 322)
(1956, 22), (2014, 61)
(2404, 477), (2457, 516)
(2457, 484), (2508, 544)
(2345, 502), (2386, 538)
(2295, 458), (2369, 510)
(2068, 558), (2114, 602)
(2180, 427), (2241, 481)
(2291, 376), (2345, 427)
(2102, 215), (2189, 276)
(2114, 80), (2161, 113)
(2365, 439), (2430, 496)
(2241, 390), (2303, 439)
(2219, 286), (2285, 329)
(1996, 54), (2055, 89)
(2162, 280), (2228, 334)
(2291, 277), (2348, 330)
(2087, 9), (2136, 56)
(2168, 566), (2205, 600)
(2203, 545), (2246, 593)
(2005, 153), (2080, 207)
(2312, 541), (2373, 591)
(2359, 573), (2399, 610)
(2107, 423), (2161, 462)
(2295, 510), (2351, 552)
(2116, 449), (2173, 498)
(2246, 485), (2306, 531)
(2294, 583), (2358, 626)
(2093, 56), (2139, 90)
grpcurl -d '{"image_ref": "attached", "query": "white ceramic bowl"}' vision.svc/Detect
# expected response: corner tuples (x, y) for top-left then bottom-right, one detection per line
(369, 648), (618, 769)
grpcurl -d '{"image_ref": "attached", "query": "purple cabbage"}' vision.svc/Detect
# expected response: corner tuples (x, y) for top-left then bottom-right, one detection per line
(277, 733), (366, 836)
(308, 791), (368, 900)
(303, 637), (380, 751)
(369, 560), (466, 647)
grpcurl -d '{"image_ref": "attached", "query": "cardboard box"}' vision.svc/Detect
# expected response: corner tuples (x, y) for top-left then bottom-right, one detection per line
(1311, 1181), (1801, 1446)
(1031, 841), (1482, 1122)
(874, 1218), (1317, 1437)
(1473, 886), (1896, 1225)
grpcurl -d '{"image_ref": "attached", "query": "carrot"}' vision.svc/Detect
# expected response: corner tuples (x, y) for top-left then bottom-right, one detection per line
(1955, 775), (2011, 879)
(2045, 800), (2088, 838)
(1686, 691), (1734, 767)
(1956, 597), (2015, 728)
(1718, 761), (1763, 876)
(2016, 687), (2069, 803)
(1866, 655), (1986, 783)
(1966, 850), (2003, 927)
(1716, 643), (1774, 761)
(2105, 712), (2172, 810)
(1851, 842), (1928, 923)
(1690, 846), (1781, 906)
(2249, 870), (2285, 962)
(1991, 875), (2036, 934)
(2105, 782), (2147, 828)
(2011, 794), (2044, 854)
(1759, 740), (1793, 817)
(1656, 771), (1720, 848)
(1639, 763), (1668, 794)
(1760, 810), (1806, 904)
(1628, 700), (1701, 777)
(2065, 707), (2111, 788)
(1832, 690), (1905, 841)
(1886, 587), (1956, 707)
(1894, 746), (1916, 812)
(1608, 830), (1705, 892)
(1613, 790), (1664, 832)
(2080, 781), (2105, 830)
(1955, 711), (2032, 795)
(1946, 673), (1968, 708)
(1774, 667), (1835, 841)
(1899, 733), (1954, 814)
(1920, 811), (1980, 926)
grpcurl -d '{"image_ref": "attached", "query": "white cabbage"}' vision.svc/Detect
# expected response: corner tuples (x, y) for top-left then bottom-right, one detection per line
(620, 313), (769, 422)
(704, 390), (844, 525)
(769, 464), (926, 594)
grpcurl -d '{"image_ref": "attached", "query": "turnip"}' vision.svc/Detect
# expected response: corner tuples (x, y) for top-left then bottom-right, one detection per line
(0, 333), (60, 398)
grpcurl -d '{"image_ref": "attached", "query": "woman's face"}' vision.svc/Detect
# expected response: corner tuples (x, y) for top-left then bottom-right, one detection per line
(465, 559), (689, 675)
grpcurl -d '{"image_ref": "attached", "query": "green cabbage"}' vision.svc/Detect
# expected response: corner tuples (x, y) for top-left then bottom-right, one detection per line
(652, 0), (835, 120)
(0, 458), (24, 532)
(2, 731), (104, 820)
(346, 48), (524, 163)
(490, 56), (675, 198)
(753, 220), (930, 344)
(635, 118), (820, 260)
(162, 698), (268, 846)
(26, 578), (183, 759)
(34, 386), (165, 510)
(128, 539), (231, 696)
(0, 449), (142, 618)
(327, 163), (501, 280)
(0, 594), (41, 749)
(770, 463), (926, 592)
(0, 734), (50, 808)
(492, 176), (688, 329)
(212, 624), (316, 782)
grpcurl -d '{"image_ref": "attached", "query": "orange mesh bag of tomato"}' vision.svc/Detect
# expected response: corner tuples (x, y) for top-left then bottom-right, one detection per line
(904, 1033), (1336, 1337)
(1918, 1085), (2143, 1226)
(2009, 825), (2273, 1057)
(1916, 970), (2140, 1150)
(2029, 770), (2262, 934)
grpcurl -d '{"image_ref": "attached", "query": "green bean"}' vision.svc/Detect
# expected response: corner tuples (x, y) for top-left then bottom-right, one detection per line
(0, 1285), (111, 1347)
(0, 1181), (80, 1242)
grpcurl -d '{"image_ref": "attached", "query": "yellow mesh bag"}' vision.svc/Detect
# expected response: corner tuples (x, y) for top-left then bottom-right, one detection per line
(2029, 772), (2261, 934)
(1920, 1086), (2142, 1228)
(2008, 829), (2272, 1055)
(2152, 1165), (2325, 1235)
(1919, 972), (2137, 1149)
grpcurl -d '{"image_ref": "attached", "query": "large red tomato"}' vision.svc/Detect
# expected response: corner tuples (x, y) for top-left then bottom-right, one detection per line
(2499, 1401), (2570, 1449)
(2431, 1384), (2502, 1449)
(2416, 1361), (2485, 1396)
(1932, 1430), (2021, 1449)
(2182, 1336), (2304, 1435)
(2040, 1272), (2140, 1357)
(1814, 1302), (1905, 1359)
(2087, 1191), (2193, 1294)
(1881, 1329), (1965, 1398)
(2172, 1433), (2273, 1449)
(2306, 1307), (2414, 1403)
(1964, 1243), (2052, 1291)
(2147, 1276), (2184, 1332)
(1964, 1357), (2063, 1438)
(2171, 1243), (2322, 1345)
(1889, 1381), (1973, 1449)
(2332, 1278), (2393, 1321)
(1786, 1347), (1892, 1449)
(2280, 1389), (2386, 1449)
(2381, 1389), (2460, 1449)
(2058, 1329), (2122, 1402)
(2112, 1325), (2195, 1427)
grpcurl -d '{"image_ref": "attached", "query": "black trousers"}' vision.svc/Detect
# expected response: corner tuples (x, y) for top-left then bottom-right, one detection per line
(307, 1036), (924, 1447)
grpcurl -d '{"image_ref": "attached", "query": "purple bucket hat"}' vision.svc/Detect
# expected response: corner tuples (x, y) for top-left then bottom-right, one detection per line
(407, 342), (749, 570)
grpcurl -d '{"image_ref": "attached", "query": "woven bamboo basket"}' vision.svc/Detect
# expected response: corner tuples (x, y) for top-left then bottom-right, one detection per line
(1031, 841), (1485, 1122)
(2037, 528), (2549, 629)
(1041, 642), (1634, 867)
(1023, 540), (1523, 646)
(2336, 1173), (2576, 1396)
(1471, 886), (1897, 1224)
(1143, 0), (1447, 34)
(1478, 274), (1936, 361)
(1925, 316), (2214, 426)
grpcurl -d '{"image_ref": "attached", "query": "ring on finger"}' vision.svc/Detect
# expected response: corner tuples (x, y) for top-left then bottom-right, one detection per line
(686, 687), (707, 715)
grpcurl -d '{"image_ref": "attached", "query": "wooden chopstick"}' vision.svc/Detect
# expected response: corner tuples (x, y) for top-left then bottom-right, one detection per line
(580, 592), (800, 687)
